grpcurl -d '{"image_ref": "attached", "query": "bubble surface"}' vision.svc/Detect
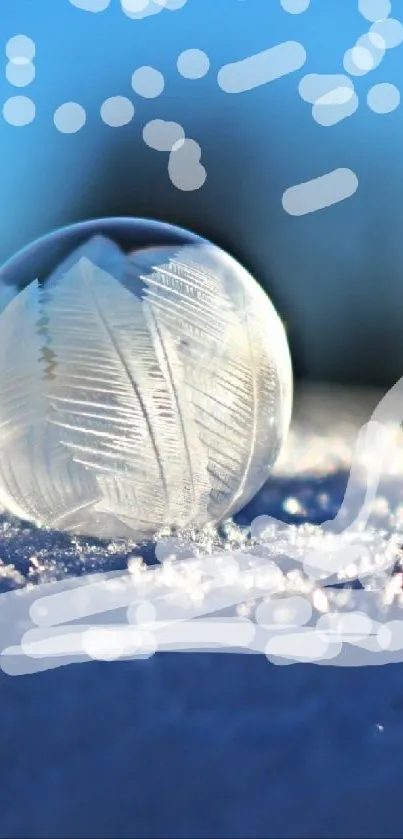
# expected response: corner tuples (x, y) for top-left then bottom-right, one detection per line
(0, 219), (292, 540)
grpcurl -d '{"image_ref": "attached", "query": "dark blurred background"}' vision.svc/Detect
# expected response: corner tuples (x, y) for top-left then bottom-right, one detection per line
(1, 0), (403, 388)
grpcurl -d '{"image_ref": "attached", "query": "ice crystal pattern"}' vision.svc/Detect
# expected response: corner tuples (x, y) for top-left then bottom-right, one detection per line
(0, 236), (292, 539)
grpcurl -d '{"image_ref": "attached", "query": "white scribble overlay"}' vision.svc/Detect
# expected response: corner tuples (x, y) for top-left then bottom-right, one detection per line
(299, 75), (359, 126)
(177, 49), (210, 79)
(370, 18), (403, 48)
(141, 121), (202, 189)
(100, 96), (135, 126)
(343, 35), (385, 76)
(281, 168), (358, 216)
(358, 0), (391, 21)
(5, 35), (36, 92)
(69, 0), (111, 11)
(313, 91), (359, 126)
(217, 41), (306, 93)
(54, 102), (86, 133)
(168, 138), (206, 190)
(367, 82), (400, 113)
(299, 74), (355, 103)
(6, 61), (35, 87)
(120, 0), (187, 21)
(143, 118), (185, 151)
(5, 371), (403, 673)
(6, 34), (35, 61)
(131, 65), (165, 98)
(2, 96), (35, 126)
(280, 0), (311, 13)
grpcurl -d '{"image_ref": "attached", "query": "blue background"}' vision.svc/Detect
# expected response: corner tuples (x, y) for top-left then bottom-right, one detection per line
(1, 0), (403, 384)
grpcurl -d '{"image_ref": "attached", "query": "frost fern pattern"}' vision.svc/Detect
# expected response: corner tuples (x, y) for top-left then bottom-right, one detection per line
(0, 237), (293, 538)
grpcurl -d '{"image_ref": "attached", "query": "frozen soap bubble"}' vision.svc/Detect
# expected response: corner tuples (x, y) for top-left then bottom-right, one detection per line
(0, 218), (292, 540)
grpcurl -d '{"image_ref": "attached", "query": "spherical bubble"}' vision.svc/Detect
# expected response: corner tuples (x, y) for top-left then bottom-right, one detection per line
(367, 82), (400, 113)
(0, 218), (292, 541)
(3, 96), (35, 126)
(131, 66), (165, 98)
(177, 49), (210, 79)
(6, 34), (35, 61)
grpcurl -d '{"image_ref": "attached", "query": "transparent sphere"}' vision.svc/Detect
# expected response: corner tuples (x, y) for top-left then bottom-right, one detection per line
(0, 218), (292, 539)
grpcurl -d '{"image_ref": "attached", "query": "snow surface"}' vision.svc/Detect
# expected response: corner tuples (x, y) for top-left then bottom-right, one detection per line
(2, 383), (403, 838)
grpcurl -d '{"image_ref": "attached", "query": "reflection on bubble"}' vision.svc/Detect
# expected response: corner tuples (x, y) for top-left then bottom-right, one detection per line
(143, 118), (185, 151)
(6, 34), (35, 61)
(3, 96), (35, 126)
(358, 0), (391, 20)
(6, 61), (35, 87)
(131, 66), (165, 98)
(367, 82), (400, 113)
(280, 0), (310, 13)
(217, 41), (306, 93)
(370, 18), (403, 48)
(100, 96), (135, 127)
(168, 138), (206, 191)
(282, 168), (358, 216)
(54, 102), (86, 134)
(177, 49), (210, 79)
(69, 0), (111, 10)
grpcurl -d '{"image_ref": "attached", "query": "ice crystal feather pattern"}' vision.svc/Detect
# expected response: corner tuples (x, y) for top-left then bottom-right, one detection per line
(0, 235), (292, 538)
